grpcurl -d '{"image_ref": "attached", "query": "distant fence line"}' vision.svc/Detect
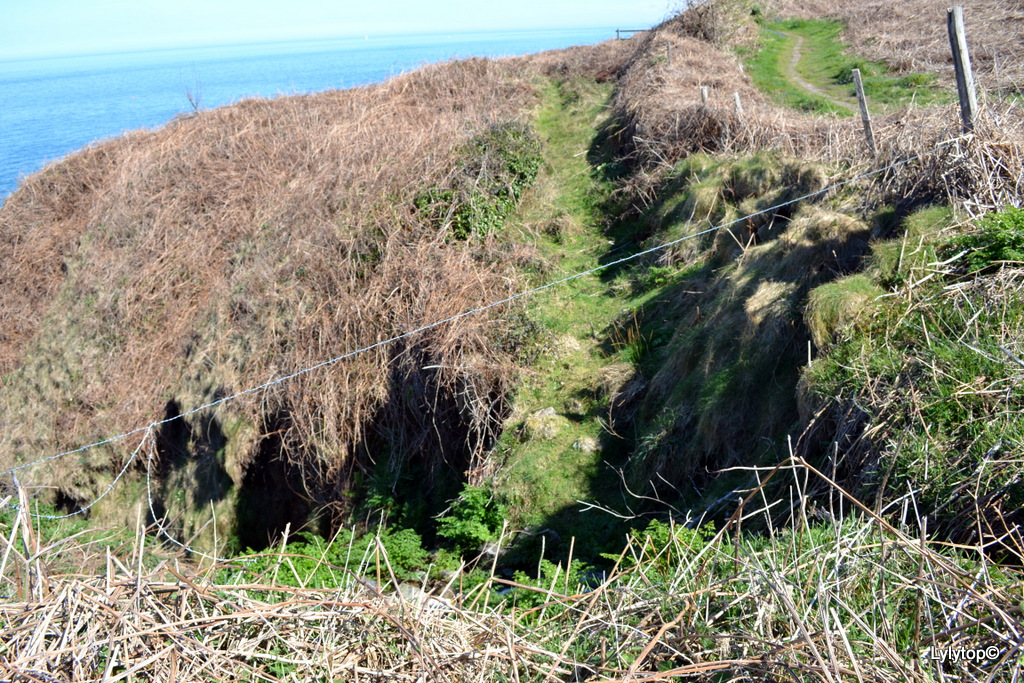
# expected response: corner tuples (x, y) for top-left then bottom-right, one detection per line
(616, 29), (648, 40)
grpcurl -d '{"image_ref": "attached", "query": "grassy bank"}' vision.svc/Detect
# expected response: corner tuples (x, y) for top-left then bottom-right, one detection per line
(800, 205), (1024, 546)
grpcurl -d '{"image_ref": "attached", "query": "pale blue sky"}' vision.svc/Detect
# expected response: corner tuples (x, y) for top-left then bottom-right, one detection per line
(0, 0), (672, 61)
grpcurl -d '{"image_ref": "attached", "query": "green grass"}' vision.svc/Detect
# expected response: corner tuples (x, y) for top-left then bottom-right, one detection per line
(741, 18), (953, 114)
(787, 19), (950, 108)
(484, 76), (711, 564)
(804, 273), (885, 348)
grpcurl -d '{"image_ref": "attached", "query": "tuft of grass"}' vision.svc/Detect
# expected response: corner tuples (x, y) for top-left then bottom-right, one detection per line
(866, 204), (953, 288)
(727, 152), (783, 199)
(804, 273), (884, 349)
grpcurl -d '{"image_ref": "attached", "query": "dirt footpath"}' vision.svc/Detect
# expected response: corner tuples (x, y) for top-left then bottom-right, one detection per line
(782, 32), (857, 112)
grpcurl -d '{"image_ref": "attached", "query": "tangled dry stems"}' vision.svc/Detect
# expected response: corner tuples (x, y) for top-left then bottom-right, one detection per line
(3, 458), (1022, 682)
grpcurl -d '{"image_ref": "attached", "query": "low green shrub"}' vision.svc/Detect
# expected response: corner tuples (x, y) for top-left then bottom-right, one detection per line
(947, 206), (1024, 272)
(509, 558), (593, 612)
(436, 484), (507, 555)
(415, 121), (542, 239)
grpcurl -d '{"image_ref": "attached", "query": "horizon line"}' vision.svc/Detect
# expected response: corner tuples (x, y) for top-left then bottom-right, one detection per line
(0, 25), (635, 64)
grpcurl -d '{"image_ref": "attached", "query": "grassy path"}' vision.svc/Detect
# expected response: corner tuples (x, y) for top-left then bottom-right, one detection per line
(494, 77), (648, 561)
(744, 19), (951, 116)
(782, 32), (857, 112)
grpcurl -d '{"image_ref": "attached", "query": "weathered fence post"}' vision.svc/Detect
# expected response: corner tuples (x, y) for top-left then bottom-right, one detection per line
(733, 92), (744, 121)
(947, 6), (978, 132)
(666, 42), (672, 65)
(851, 68), (877, 155)
(700, 86), (709, 104)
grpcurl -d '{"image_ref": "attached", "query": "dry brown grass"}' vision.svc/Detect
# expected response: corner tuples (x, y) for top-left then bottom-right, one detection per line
(521, 38), (636, 82)
(0, 57), (543, 543)
(771, 0), (1024, 91)
(3, 463), (1022, 683)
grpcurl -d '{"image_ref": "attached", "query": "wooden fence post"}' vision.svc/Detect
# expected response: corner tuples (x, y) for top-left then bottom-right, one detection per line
(947, 6), (978, 132)
(851, 68), (877, 155)
(733, 92), (744, 121)
(700, 86), (709, 104)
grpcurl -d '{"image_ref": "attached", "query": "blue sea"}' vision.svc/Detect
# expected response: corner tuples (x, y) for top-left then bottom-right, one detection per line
(0, 28), (618, 204)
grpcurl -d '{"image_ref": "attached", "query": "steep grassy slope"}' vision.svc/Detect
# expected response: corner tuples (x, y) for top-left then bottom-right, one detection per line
(799, 205), (1024, 548)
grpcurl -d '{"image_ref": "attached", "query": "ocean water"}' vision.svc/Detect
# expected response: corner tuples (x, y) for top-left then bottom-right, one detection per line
(0, 28), (617, 204)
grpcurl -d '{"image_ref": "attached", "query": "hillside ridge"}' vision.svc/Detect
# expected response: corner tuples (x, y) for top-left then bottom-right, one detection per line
(3, 2), (1024, 679)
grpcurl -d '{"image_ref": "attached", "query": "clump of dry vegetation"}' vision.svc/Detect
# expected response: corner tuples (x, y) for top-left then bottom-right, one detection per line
(0, 57), (550, 547)
(523, 38), (636, 82)
(3, 463), (1021, 682)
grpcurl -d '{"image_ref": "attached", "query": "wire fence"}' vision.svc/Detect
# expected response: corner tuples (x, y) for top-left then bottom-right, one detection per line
(0, 138), (964, 558)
